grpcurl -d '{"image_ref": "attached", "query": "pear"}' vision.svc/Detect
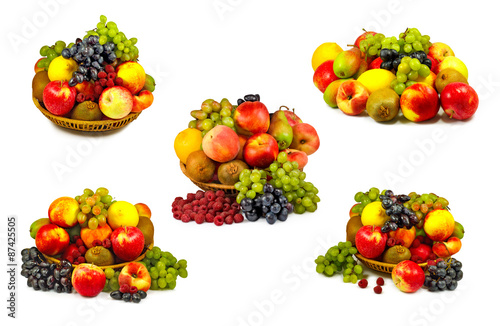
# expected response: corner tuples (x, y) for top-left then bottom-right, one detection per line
(268, 109), (293, 150)
(333, 48), (362, 78)
(435, 68), (468, 93)
(29, 218), (50, 239)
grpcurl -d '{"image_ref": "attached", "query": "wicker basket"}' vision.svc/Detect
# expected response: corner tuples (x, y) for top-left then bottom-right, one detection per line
(355, 253), (427, 274)
(180, 161), (238, 196)
(34, 97), (141, 132)
(43, 242), (154, 270)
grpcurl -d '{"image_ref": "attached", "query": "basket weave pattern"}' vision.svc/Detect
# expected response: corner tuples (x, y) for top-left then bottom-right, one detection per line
(180, 161), (238, 196)
(355, 253), (427, 274)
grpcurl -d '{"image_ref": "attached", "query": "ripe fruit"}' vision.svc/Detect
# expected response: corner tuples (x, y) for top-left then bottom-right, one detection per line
(70, 101), (103, 121)
(361, 201), (389, 227)
(72, 263), (106, 297)
(107, 201), (140, 230)
(366, 88), (400, 122)
(110, 226), (145, 262)
(311, 42), (343, 71)
(289, 123), (320, 155)
(136, 216), (154, 248)
(243, 133), (279, 168)
(423, 209), (455, 241)
(29, 218), (51, 239)
(382, 245), (411, 264)
(32, 70), (51, 102)
(391, 260), (425, 293)
(323, 79), (352, 108)
(333, 48), (362, 78)
(356, 69), (396, 94)
(233, 101), (270, 136)
(437, 56), (468, 80)
(218, 160), (249, 185)
(435, 68), (468, 94)
(355, 225), (387, 259)
(336, 80), (370, 116)
(400, 83), (440, 122)
(202, 125), (240, 163)
(80, 223), (113, 249)
(35, 224), (70, 256)
(174, 128), (203, 165)
(185, 150), (217, 183)
(48, 197), (80, 228)
(313, 60), (339, 93)
(47, 56), (78, 82)
(115, 61), (146, 95)
(43, 80), (77, 116)
(99, 86), (134, 119)
(440, 82), (479, 120)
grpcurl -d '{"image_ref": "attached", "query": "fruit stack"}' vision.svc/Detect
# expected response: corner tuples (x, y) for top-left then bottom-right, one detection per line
(32, 15), (155, 125)
(345, 187), (464, 293)
(174, 95), (321, 222)
(312, 27), (479, 122)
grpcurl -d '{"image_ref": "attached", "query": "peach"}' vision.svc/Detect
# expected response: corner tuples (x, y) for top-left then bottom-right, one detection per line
(35, 224), (70, 256)
(135, 203), (152, 219)
(289, 123), (320, 155)
(236, 134), (249, 161)
(115, 61), (146, 95)
(336, 80), (369, 115)
(99, 86), (133, 119)
(423, 209), (455, 241)
(131, 90), (154, 112)
(400, 83), (440, 122)
(282, 148), (308, 170)
(202, 125), (240, 163)
(323, 78), (352, 108)
(80, 223), (113, 249)
(233, 101), (270, 136)
(432, 237), (461, 258)
(48, 196), (80, 228)
(389, 227), (416, 248)
(72, 264), (106, 297)
(119, 262), (151, 292)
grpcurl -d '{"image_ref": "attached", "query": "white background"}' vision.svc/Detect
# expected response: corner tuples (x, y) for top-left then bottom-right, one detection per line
(1, 0), (499, 325)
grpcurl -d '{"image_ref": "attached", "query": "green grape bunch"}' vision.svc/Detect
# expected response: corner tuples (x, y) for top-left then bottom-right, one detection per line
(315, 241), (364, 284)
(189, 98), (237, 136)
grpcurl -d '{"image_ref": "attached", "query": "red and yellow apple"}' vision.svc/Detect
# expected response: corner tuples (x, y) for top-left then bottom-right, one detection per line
(72, 263), (106, 297)
(440, 82), (479, 120)
(281, 108), (302, 127)
(282, 148), (308, 170)
(336, 80), (369, 116)
(428, 42), (454, 63)
(202, 125), (240, 163)
(289, 123), (320, 155)
(118, 262), (151, 292)
(48, 196), (80, 228)
(432, 237), (462, 258)
(131, 90), (154, 112)
(391, 260), (425, 293)
(135, 203), (152, 219)
(355, 225), (387, 259)
(423, 209), (455, 241)
(115, 61), (146, 95)
(43, 80), (76, 116)
(110, 226), (145, 262)
(35, 224), (70, 256)
(313, 60), (339, 93)
(80, 223), (113, 248)
(400, 83), (440, 122)
(389, 227), (416, 248)
(243, 132), (279, 168)
(233, 101), (270, 136)
(236, 134), (249, 161)
(99, 86), (134, 119)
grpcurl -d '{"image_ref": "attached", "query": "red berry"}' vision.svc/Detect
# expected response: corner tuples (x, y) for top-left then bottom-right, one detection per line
(94, 85), (103, 95)
(428, 253), (437, 261)
(181, 214), (190, 223)
(386, 238), (396, 247)
(78, 246), (86, 254)
(213, 202), (223, 212)
(199, 198), (208, 206)
(186, 193), (196, 202)
(72, 250), (80, 259)
(99, 78), (107, 86)
(76, 93), (85, 102)
(106, 79), (115, 87)
(231, 203), (240, 210)
(75, 239), (84, 247)
(427, 259), (437, 266)
(215, 190), (225, 197)
(189, 212), (196, 220)
(395, 239), (405, 246)
(115, 77), (123, 86)
(108, 72), (117, 80)
(102, 238), (112, 249)
(376, 277), (385, 286)
(411, 239), (421, 248)
(374, 285), (382, 294)
(224, 197), (232, 204)
(234, 213), (244, 223)
(120, 284), (130, 293)
(105, 65), (115, 73)
(85, 94), (95, 102)
(195, 191), (205, 200)
(416, 235), (424, 242)
(224, 215), (234, 224)
(214, 216), (224, 226)
(173, 211), (182, 220)
(205, 191), (216, 201)
(129, 286), (138, 294)
(195, 214), (205, 224)
(97, 71), (107, 79)
(77, 256), (86, 263)
(67, 256), (74, 263)
(92, 240), (102, 247)
(358, 279), (368, 288)
(423, 237), (433, 246)
(205, 213), (215, 223)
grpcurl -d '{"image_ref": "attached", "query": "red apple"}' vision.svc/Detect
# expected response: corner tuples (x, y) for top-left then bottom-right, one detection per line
(42, 80), (76, 116)
(110, 226), (145, 262)
(426, 55), (439, 74)
(99, 86), (134, 119)
(34, 58), (44, 73)
(354, 30), (377, 48)
(368, 57), (383, 70)
(72, 263), (106, 297)
(440, 82), (479, 120)
(313, 60), (339, 93)
(35, 224), (70, 256)
(432, 237), (462, 258)
(131, 90), (154, 112)
(355, 225), (388, 259)
(233, 101), (270, 136)
(428, 42), (454, 63)
(281, 148), (308, 170)
(202, 125), (240, 163)
(243, 133), (279, 168)
(281, 108), (302, 127)
(391, 260), (425, 293)
(289, 123), (320, 155)
(409, 243), (432, 263)
(48, 196), (80, 228)
(400, 83), (440, 122)
(336, 80), (369, 116)
(118, 262), (152, 292)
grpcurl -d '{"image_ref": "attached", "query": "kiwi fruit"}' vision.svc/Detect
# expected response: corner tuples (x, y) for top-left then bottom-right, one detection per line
(218, 160), (249, 185)
(346, 215), (363, 245)
(84, 246), (115, 266)
(70, 101), (103, 121)
(366, 88), (400, 122)
(136, 216), (154, 247)
(435, 68), (468, 93)
(185, 150), (217, 183)
(32, 70), (51, 102)
(382, 245), (411, 264)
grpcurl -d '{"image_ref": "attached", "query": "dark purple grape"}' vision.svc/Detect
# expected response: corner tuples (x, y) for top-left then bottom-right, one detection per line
(138, 290), (147, 299)
(90, 67), (98, 80)
(245, 209), (259, 222)
(54, 283), (63, 293)
(265, 212), (277, 224)
(60, 277), (70, 286)
(240, 198), (253, 212)
(388, 221), (398, 231)
(244, 94), (257, 102)
(237, 98), (244, 106)
(110, 291), (122, 300)
(277, 208), (288, 221)
(385, 190), (394, 197)
(46, 275), (55, 288)
(132, 293), (142, 303)
(61, 48), (71, 58)
(263, 183), (274, 193)
(401, 215), (410, 227)
(122, 293), (132, 302)
(273, 188), (283, 197)
(107, 52), (117, 62)
(270, 203), (281, 214)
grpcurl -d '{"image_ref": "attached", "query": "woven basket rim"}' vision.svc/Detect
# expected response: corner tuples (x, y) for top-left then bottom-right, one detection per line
(33, 96), (141, 130)
(43, 242), (154, 270)
(355, 253), (427, 273)
(179, 161), (236, 191)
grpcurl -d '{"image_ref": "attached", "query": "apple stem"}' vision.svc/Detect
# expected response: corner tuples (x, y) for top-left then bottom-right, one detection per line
(449, 110), (455, 119)
(279, 105), (289, 111)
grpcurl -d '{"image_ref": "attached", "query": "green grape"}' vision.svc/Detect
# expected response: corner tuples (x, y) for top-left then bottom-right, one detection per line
(394, 82), (406, 95)
(405, 80), (417, 88)
(408, 70), (419, 81)
(277, 152), (288, 163)
(282, 161), (293, 172)
(178, 268), (188, 278)
(104, 268), (115, 279)
(251, 182), (263, 193)
(222, 117), (234, 127)
(396, 71), (407, 83)
(246, 190), (256, 199)
(158, 278), (167, 289)
(109, 277), (119, 291)
(269, 162), (279, 172)
(418, 64), (430, 77)
(398, 62), (411, 74)
(409, 58), (421, 71)
(236, 193), (245, 204)
(353, 265), (363, 274)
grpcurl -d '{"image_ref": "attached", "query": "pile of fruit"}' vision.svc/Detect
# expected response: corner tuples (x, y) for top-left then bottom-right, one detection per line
(32, 15), (155, 122)
(174, 95), (321, 223)
(312, 27), (479, 122)
(340, 187), (464, 293)
(25, 187), (188, 301)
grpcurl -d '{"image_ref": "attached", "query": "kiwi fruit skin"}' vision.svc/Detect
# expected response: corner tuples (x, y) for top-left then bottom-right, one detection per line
(366, 88), (400, 122)
(435, 68), (468, 93)
(346, 216), (363, 245)
(84, 246), (115, 266)
(218, 160), (249, 185)
(382, 245), (411, 264)
(185, 150), (217, 183)
(70, 101), (103, 121)
(32, 71), (51, 102)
